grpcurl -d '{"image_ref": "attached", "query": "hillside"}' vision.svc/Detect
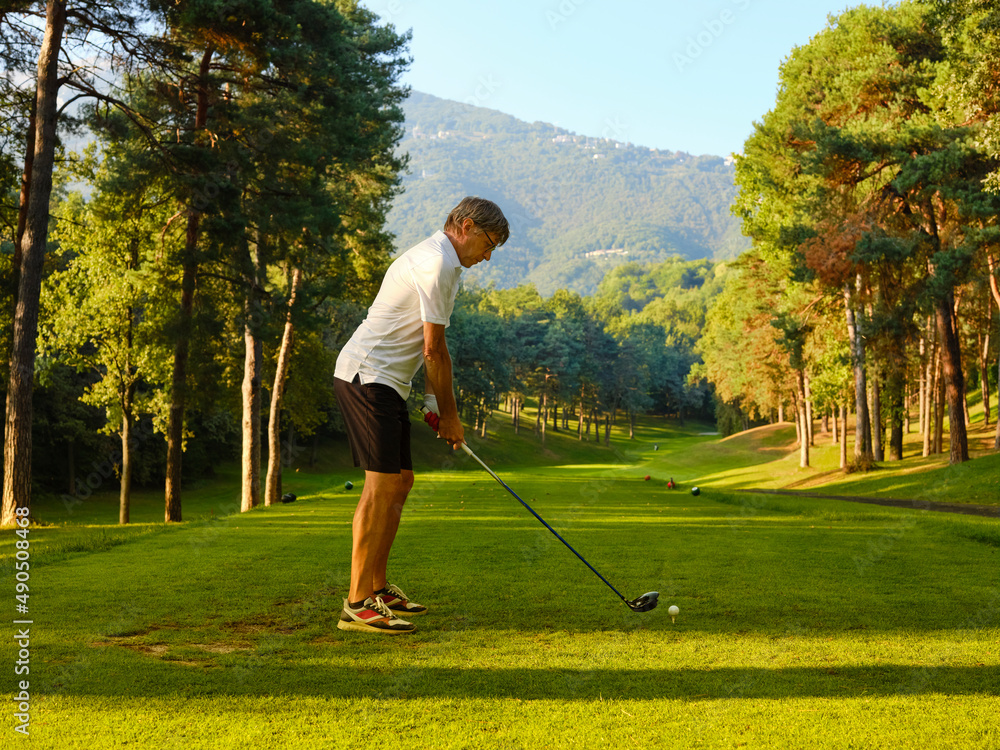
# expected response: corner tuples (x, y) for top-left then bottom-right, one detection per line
(386, 92), (750, 295)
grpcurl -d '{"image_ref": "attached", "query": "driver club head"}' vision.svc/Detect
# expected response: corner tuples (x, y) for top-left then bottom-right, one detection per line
(626, 591), (659, 613)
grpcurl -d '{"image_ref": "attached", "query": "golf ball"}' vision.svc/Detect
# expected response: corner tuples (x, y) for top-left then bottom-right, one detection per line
(345, 481), (353, 490)
(668, 605), (679, 617)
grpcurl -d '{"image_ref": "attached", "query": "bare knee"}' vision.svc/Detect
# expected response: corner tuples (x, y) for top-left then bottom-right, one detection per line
(400, 470), (415, 497)
(359, 471), (413, 513)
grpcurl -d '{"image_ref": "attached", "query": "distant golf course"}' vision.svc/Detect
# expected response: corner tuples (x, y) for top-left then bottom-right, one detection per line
(3, 405), (998, 749)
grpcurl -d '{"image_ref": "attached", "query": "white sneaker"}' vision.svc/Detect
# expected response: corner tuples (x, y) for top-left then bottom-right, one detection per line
(337, 595), (416, 635)
(378, 583), (428, 616)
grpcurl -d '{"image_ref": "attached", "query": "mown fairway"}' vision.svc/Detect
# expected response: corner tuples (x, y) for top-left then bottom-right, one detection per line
(2, 416), (998, 749)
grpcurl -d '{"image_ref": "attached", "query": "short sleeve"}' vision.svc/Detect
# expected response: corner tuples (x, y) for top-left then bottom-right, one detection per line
(410, 254), (458, 326)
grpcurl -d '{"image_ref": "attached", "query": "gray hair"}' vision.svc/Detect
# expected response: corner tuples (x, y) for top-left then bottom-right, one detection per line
(444, 196), (510, 246)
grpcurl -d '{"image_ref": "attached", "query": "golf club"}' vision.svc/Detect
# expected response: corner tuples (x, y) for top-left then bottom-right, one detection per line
(424, 410), (657, 613)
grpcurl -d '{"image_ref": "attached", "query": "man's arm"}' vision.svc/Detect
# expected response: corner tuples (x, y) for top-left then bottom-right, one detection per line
(423, 321), (464, 447)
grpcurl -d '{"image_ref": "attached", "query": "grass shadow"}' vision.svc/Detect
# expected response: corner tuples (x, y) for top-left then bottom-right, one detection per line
(48, 656), (1000, 702)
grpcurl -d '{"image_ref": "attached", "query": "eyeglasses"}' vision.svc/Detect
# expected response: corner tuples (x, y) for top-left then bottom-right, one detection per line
(481, 228), (498, 252)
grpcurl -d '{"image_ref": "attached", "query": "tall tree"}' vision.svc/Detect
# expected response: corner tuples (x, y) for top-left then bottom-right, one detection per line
(2, 0), (67, 526)
(101, 0), (409, 518)
(1, 0), (168, 525)
(40, 151), (172, 524)
(733, 2), (999, 465)
(697, 252), (795, 424)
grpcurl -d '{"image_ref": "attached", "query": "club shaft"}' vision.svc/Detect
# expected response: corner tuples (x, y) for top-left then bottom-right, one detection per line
(460, 443), (628, 603)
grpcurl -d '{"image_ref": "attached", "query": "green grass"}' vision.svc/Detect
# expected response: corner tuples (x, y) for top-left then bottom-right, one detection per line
(2, 407), (998, 748)
(636, 398), (1000, 507)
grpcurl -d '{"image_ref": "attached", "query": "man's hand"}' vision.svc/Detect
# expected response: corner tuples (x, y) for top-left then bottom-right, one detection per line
(436, 413), (465, 449)
(421, 406), (464, 448)
(422, 321), (464, 448)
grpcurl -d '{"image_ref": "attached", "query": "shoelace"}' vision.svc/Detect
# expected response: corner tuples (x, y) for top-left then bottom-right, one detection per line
(384, 583), (407, 601)
(368, 595), (395, 620)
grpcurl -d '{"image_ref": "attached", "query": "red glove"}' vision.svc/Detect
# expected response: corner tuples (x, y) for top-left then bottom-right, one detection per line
(423, 408), (440, 432)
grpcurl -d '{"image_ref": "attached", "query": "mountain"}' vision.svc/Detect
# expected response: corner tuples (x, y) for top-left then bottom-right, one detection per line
(385, 91), (749, 296)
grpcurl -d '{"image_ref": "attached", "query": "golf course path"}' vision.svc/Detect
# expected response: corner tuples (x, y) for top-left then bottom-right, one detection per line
(736, 489), (999, 517)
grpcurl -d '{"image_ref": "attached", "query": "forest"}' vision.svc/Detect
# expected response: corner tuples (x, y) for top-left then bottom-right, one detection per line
(1, 0), (999, 528)
(709, 0), (1000, 470)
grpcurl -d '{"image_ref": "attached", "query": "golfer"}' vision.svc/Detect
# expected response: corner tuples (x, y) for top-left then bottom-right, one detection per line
(333, 197), (509, 634)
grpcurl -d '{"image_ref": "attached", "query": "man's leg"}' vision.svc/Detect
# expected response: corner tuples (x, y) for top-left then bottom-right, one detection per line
(371, 469), (414, 593)
(349, 469), (413, 604)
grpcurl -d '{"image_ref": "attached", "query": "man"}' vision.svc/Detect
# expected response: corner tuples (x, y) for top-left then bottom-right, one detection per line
(333, 197), (509, 634)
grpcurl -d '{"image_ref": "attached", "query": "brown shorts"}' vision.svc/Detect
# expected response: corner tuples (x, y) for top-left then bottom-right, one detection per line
(333, 376), (413, 474)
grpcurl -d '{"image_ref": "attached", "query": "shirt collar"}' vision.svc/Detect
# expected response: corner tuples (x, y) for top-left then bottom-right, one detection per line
(436, 230), (463, 269)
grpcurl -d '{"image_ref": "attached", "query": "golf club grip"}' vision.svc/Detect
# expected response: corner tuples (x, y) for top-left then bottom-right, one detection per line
(421, 406), (474, 456)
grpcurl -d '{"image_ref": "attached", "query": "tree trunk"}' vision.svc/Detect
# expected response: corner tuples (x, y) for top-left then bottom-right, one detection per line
(120, 411), (132, 525)
(839, 404), (848, 470)
(886, 367), (904, 462)
(577, 399), (584, 440)
(870, 372), (883, 462)
(804, 374), (814, 447)
(164, 47), (213, 523)
(904, 384), (911, 435)
(935, 293), (969, 463)
(988, 253), (1000, 449)
(980, 330), (991, 427)
(918, 331), (927, 438)
(164, 254), (196, 522)
(14, 99), (37, 275)
(241, 306), (262, 512)
(844, 280), (872, 463)
(792, 391), (801, 445)
(796, 371), (809, 468)
(539, 392), (546, 446)
(884, 333), (906, 463)
(265, 266), (301, 506)
(119, 237), (140, 526)
(923, 322), (937, 457)
(2, 0), (67, 526)
(604, 414), (611, 446)
(931, 349), (943, 455)
(831, 406), (838, 445)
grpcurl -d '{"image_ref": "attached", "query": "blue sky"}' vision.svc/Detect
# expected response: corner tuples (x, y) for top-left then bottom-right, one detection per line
(361, 0), (863, 157)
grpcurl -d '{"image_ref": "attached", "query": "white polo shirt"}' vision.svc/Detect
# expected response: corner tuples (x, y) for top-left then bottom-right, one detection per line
(335, 230), (463, 400)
